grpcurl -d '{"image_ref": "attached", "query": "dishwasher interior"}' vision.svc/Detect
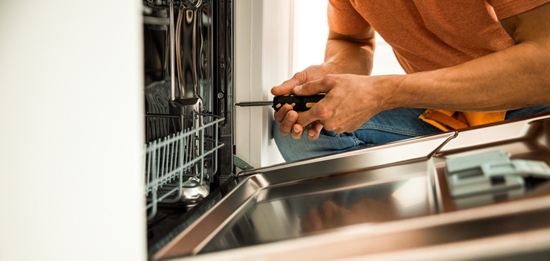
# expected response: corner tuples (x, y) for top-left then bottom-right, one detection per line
(141, 1), (550, 260)
(143, 0), (235, 253)
(143, 0), (233, 219)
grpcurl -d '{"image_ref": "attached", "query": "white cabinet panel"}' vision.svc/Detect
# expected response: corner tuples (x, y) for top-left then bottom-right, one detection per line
(235, 0), (287, 168)
(0, 1), (146, 260)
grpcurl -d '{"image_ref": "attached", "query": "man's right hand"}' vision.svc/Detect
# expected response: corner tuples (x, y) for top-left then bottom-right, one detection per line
(272, 27), (375, 140)
(272, 63), (336, 140)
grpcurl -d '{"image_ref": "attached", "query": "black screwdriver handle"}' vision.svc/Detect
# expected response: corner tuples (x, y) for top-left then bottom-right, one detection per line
(272, 94), (325, 112)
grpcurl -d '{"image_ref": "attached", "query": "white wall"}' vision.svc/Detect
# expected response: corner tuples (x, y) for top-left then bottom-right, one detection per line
(292, 0), (405, 76)
(0, 1), (146, 260)
(292, 0), (329, 73)
(235, 0), (289, 168)
(261, 0), (293, 167)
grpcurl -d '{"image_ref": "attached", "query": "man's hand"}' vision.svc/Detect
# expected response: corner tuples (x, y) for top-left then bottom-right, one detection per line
(294, 74), (394, 134)
(272, 64), (338, 140)
(272, 28), (376, 140)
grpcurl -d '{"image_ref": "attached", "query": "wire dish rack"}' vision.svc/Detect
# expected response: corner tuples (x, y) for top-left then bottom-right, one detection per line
(145, 113), (224, 220)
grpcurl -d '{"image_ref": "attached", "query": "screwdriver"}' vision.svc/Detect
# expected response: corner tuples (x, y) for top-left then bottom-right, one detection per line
(235, 94), (325, 112)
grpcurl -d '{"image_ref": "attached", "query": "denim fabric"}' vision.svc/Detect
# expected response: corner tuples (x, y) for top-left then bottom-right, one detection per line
(273, 105), (550, 162)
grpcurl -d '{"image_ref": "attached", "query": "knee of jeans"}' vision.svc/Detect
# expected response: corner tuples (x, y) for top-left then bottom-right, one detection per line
(272, 122), (360, 162)
(506, 105), (550, 120)
(272, 122), (309, 161)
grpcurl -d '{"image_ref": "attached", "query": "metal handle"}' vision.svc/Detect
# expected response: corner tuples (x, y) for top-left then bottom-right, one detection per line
(169, 1), (176, 101)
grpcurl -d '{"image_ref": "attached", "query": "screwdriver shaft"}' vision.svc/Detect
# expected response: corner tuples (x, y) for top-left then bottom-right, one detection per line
(235, 101), (272, 107)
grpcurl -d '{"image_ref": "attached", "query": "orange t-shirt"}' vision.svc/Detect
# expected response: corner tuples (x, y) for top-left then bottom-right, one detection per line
(327, 0), (550, 131)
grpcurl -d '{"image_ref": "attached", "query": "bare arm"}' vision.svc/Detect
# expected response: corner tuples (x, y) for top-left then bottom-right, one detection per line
(391, 3), (550, 111)
(296, 3), (550, 134)
(324, 28), (375, 76)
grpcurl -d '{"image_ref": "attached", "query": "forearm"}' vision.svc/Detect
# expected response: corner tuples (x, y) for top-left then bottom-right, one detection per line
(390, 40), (550, 112)
(323, 28), (375, 76)
(388, 2), (550, 113)
(288, 2), (550, 137)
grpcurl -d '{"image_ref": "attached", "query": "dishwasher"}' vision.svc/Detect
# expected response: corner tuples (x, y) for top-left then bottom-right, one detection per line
(142, 1), (550, 260)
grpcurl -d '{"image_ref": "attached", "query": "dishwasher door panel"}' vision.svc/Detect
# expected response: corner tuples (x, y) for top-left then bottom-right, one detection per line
(154, 113), (550, 260)
(202, 169), (431, 253)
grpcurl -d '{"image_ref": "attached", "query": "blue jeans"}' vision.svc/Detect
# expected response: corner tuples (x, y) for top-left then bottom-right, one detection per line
(273, 106), (550, 162)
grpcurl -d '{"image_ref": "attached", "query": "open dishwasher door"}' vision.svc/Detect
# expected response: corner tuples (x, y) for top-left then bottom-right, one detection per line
(151, 113), (550, 260)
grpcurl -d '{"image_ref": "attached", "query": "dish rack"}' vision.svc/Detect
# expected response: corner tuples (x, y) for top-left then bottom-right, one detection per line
(144, 112), (224, 220)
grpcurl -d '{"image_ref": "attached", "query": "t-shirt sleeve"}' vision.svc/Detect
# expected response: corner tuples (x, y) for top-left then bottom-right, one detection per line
(327, 0), (370, 35)
(489, 0), (550, 20)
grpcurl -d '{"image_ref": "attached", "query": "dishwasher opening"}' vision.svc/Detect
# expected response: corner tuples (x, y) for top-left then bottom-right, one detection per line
(143, 0), (236, 258)
(142, 0), (234, 222)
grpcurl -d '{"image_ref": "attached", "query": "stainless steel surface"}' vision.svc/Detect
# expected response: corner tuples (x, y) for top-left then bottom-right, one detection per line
(153, 113), (550, 260)
(182, 0), (205, 9)
(154, 131), (455, 259)
(173, 198), (550, 261)
(433, 113), (550, 212)
(169, 0), (206, 108)
(438, 113), (550, 154)
(201, 172), (431, 254)
(234, 101), (272, 107)
(181, 176), (210, 206)
(154, 176), (265, 260)
(169, 1), (176, 101)
(172, 0), (209, 113)
(176, 8), (184, 98)
(238, 131), (456, 180)
(176, 7), (198, 102)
